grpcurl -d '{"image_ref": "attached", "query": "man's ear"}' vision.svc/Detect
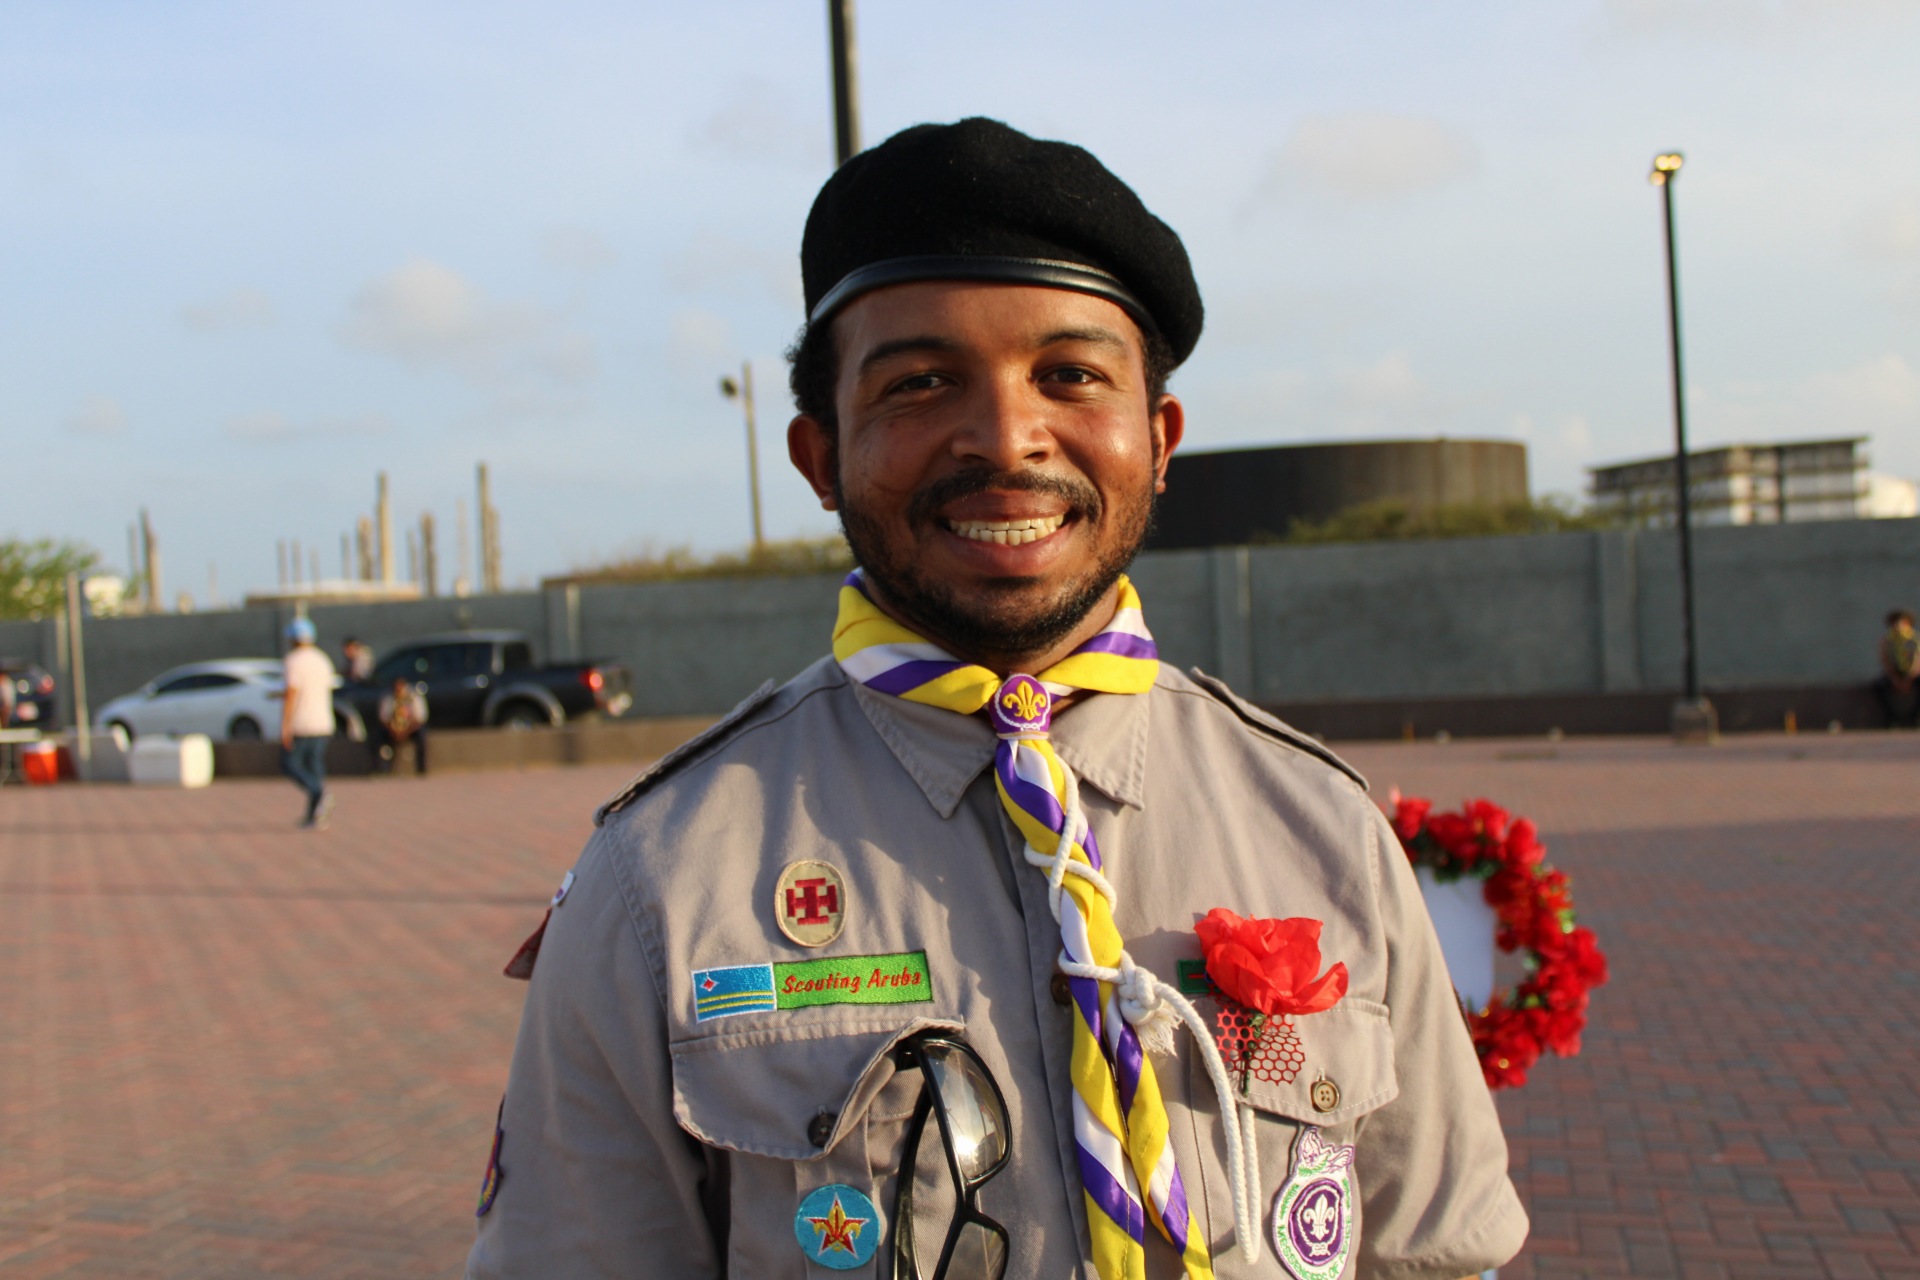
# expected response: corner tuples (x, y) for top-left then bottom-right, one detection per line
(1150, 394), (1185, 494)
(787, 415), (838, 511)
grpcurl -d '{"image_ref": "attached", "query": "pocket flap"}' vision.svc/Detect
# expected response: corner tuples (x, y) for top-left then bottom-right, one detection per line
(671, 1016), (963, 1160)
(1235, 998), (1396, 1125)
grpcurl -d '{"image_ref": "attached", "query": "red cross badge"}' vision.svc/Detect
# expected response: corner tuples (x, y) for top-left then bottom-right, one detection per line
(775, 860), (848, 948)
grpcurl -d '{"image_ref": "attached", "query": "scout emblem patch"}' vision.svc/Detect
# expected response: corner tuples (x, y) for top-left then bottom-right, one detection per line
(693, 951), (932, 1022)
(550, 869), (575, 907)
(793, 1183), (880, 1270)
(475, 1101), (506, 1217)
(775, 859), (848, 948)
(1271, 1126), (1356, 1280)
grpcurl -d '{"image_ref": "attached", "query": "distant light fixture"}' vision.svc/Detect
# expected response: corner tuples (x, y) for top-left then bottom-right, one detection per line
(1649, 152), (1684, 185)
(719, 375), (741, 399)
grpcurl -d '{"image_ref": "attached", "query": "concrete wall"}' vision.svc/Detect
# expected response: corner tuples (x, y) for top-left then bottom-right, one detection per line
(5, 518), (1915, 724)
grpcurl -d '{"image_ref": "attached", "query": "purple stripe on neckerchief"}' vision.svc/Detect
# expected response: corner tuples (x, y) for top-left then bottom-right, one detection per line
(1070, 629), (1160, 661)
(1077, 1143), (1146, 1242)
(862, 657), (966, 697)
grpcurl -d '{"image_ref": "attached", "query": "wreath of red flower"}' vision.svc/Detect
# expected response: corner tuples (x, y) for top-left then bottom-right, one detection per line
(1388, 792), (1609, 1090)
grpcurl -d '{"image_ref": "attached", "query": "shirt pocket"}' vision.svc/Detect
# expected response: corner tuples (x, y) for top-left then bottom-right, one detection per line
(670, 1015), (962, 1278)
(1236, 997), (1397, 1127)
(1197, 998), (1396, 1276)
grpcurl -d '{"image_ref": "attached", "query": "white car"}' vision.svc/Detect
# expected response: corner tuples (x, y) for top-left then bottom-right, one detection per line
(94, 659), (350, 744)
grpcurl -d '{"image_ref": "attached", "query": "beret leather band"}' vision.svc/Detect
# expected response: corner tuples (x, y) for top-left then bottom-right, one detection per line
(807, 254), (1156, 336)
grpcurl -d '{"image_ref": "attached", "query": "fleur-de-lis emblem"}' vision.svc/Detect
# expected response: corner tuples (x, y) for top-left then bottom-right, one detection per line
(1001, 680), (1048, 723)
(1301, 1190), (1336, 1243)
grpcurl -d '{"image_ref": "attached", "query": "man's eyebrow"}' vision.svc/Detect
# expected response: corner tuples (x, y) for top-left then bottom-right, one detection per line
(1037, 326), (1131, 353)
(855, 335), (960, 377)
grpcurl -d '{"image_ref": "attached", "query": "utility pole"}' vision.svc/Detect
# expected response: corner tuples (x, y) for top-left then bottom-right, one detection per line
(828, 0), (861, 166)
(376, 471), (395, 585)
(455, 498), (472, 597)
(476, 462), (502, 593)
(420, 513), (438, 597)
(1651, 151), (1716, 744)
(356, 516), (374, 581)
(140, 508), (161, 612)
(720, 363), (766, 554)
(65, 573), (90, 763)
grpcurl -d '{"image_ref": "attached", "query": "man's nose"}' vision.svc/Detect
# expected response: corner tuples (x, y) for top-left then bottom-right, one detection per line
(949, 376), (1056, 470)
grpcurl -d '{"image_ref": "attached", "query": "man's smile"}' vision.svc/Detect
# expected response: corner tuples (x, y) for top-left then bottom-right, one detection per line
(945, 514), (1068, 546)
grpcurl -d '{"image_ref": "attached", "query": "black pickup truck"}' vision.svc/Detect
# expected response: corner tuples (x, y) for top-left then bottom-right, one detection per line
(338, 631), (633, 732)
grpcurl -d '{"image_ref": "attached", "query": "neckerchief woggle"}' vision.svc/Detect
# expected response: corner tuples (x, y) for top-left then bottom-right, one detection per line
(835, 569), (1262, 1278)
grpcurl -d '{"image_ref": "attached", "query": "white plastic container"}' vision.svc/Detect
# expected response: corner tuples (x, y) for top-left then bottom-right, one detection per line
(127, 734), (215, 788)
(1414, 865), (1498, 1013)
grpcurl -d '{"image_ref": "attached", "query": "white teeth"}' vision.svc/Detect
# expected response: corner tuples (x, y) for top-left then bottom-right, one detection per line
(949, 514), (1066, 546)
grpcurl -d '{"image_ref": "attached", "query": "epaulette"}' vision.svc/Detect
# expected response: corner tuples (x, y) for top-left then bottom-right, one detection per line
(1186, 669), (1368, 792)
(594, 679), (781, 826)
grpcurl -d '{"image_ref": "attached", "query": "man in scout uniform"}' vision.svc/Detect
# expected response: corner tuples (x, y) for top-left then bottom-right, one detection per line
(469, 118), (1527, 1279)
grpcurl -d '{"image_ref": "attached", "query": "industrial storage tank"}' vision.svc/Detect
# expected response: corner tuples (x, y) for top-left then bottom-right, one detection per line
(1147, 438), (1529, 550)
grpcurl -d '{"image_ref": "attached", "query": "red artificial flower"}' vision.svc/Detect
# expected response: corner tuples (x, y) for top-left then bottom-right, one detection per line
(1195, 908), (1349, 1017)
(1502, 818), (1546, 872)
(1390, 793), (1432, 844)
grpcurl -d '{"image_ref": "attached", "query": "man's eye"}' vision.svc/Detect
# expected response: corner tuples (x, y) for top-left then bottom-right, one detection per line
(888, 372), (945, 394)
(1046, 366), (1099, 385)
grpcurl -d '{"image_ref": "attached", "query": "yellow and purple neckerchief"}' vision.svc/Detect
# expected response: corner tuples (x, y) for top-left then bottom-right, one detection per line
(834, 569), (1216, 1280)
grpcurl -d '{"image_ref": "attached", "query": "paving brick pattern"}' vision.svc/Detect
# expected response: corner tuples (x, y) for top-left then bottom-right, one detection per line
(2, 733), (1916, 1277)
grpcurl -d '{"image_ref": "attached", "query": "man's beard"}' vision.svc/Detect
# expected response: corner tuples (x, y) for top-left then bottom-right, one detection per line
(836, 466), (1157, 667)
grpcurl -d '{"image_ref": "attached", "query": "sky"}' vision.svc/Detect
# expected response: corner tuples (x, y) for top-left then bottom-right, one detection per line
(5, 0), (1919, 603)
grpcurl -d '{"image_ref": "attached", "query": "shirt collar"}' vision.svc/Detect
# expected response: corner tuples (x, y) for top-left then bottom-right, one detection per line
(846, 669), (1154, 819)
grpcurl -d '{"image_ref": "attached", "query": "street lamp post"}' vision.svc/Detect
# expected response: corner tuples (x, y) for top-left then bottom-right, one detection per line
(1651, 151), (1716, 743)
(720, 363), (766, 556)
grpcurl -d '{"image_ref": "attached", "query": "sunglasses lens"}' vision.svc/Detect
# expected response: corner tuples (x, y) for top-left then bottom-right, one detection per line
(947, 1220), (1009, 1280)
(923, 1043), (1008, 1183)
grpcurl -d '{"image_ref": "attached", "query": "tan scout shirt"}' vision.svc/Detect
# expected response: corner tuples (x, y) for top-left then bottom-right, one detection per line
(468, 658), (1528, 1280)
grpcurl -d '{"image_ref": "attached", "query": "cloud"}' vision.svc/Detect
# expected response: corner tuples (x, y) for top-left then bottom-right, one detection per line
(666, 229), (803, 307)
(64, 394), (126, 435)
(1850, 194), (1920, 260)
(1335, 351), (1426, 411)
(1194, 351), (1486, 443)
(1254, 114), (1480, 205)
(181, 288), (275, 332)
(335, 258), (597, 388)
(694, 79), (828, 166)
(1695, 355), (1920, 453)
(224, 411), (392, 443)
(542, 227), (619, 273)
(667, 308), (734, 367)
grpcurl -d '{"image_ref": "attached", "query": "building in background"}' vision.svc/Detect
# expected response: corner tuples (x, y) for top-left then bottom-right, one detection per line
(1147, 438), (1529, 550)
(1588, 437), (1917, 527)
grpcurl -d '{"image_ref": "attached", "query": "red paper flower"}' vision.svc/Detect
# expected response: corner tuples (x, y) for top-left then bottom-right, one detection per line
(1195, 908), (1349, 1016)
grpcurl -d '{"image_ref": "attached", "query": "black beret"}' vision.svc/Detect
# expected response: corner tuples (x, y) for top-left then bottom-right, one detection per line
(801, 117), (1204, 365)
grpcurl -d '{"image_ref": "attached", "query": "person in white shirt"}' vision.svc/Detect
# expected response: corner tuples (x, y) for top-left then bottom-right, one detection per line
(281, 617), (338, 828)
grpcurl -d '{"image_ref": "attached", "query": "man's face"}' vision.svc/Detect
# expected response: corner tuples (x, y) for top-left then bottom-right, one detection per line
(788, 281), (1183, 665)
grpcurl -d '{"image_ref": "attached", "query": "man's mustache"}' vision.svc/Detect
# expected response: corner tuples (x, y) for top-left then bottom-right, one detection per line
(906, 469), (1103, 528)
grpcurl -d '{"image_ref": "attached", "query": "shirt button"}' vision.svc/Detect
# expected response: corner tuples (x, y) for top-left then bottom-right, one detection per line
(1310, 1079), (1340, 1113)
(807, 1110), (836, 1148)
(1050, 973), (1072, 1006)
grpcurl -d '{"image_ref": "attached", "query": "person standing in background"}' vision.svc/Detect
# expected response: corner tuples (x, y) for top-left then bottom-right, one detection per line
(282, 618), (337, 828)
(376, 675), (429, 775)
(1874, 609), (1920, 728)
(341, 636), (375, 684)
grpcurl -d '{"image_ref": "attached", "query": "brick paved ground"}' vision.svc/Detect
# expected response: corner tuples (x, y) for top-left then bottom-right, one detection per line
(2, 733), (1916, 1277)
(1339, 733), (1920, 1279)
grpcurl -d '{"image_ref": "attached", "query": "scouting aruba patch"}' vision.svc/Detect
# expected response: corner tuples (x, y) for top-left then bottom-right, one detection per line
(693, 952), (932, 1022)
